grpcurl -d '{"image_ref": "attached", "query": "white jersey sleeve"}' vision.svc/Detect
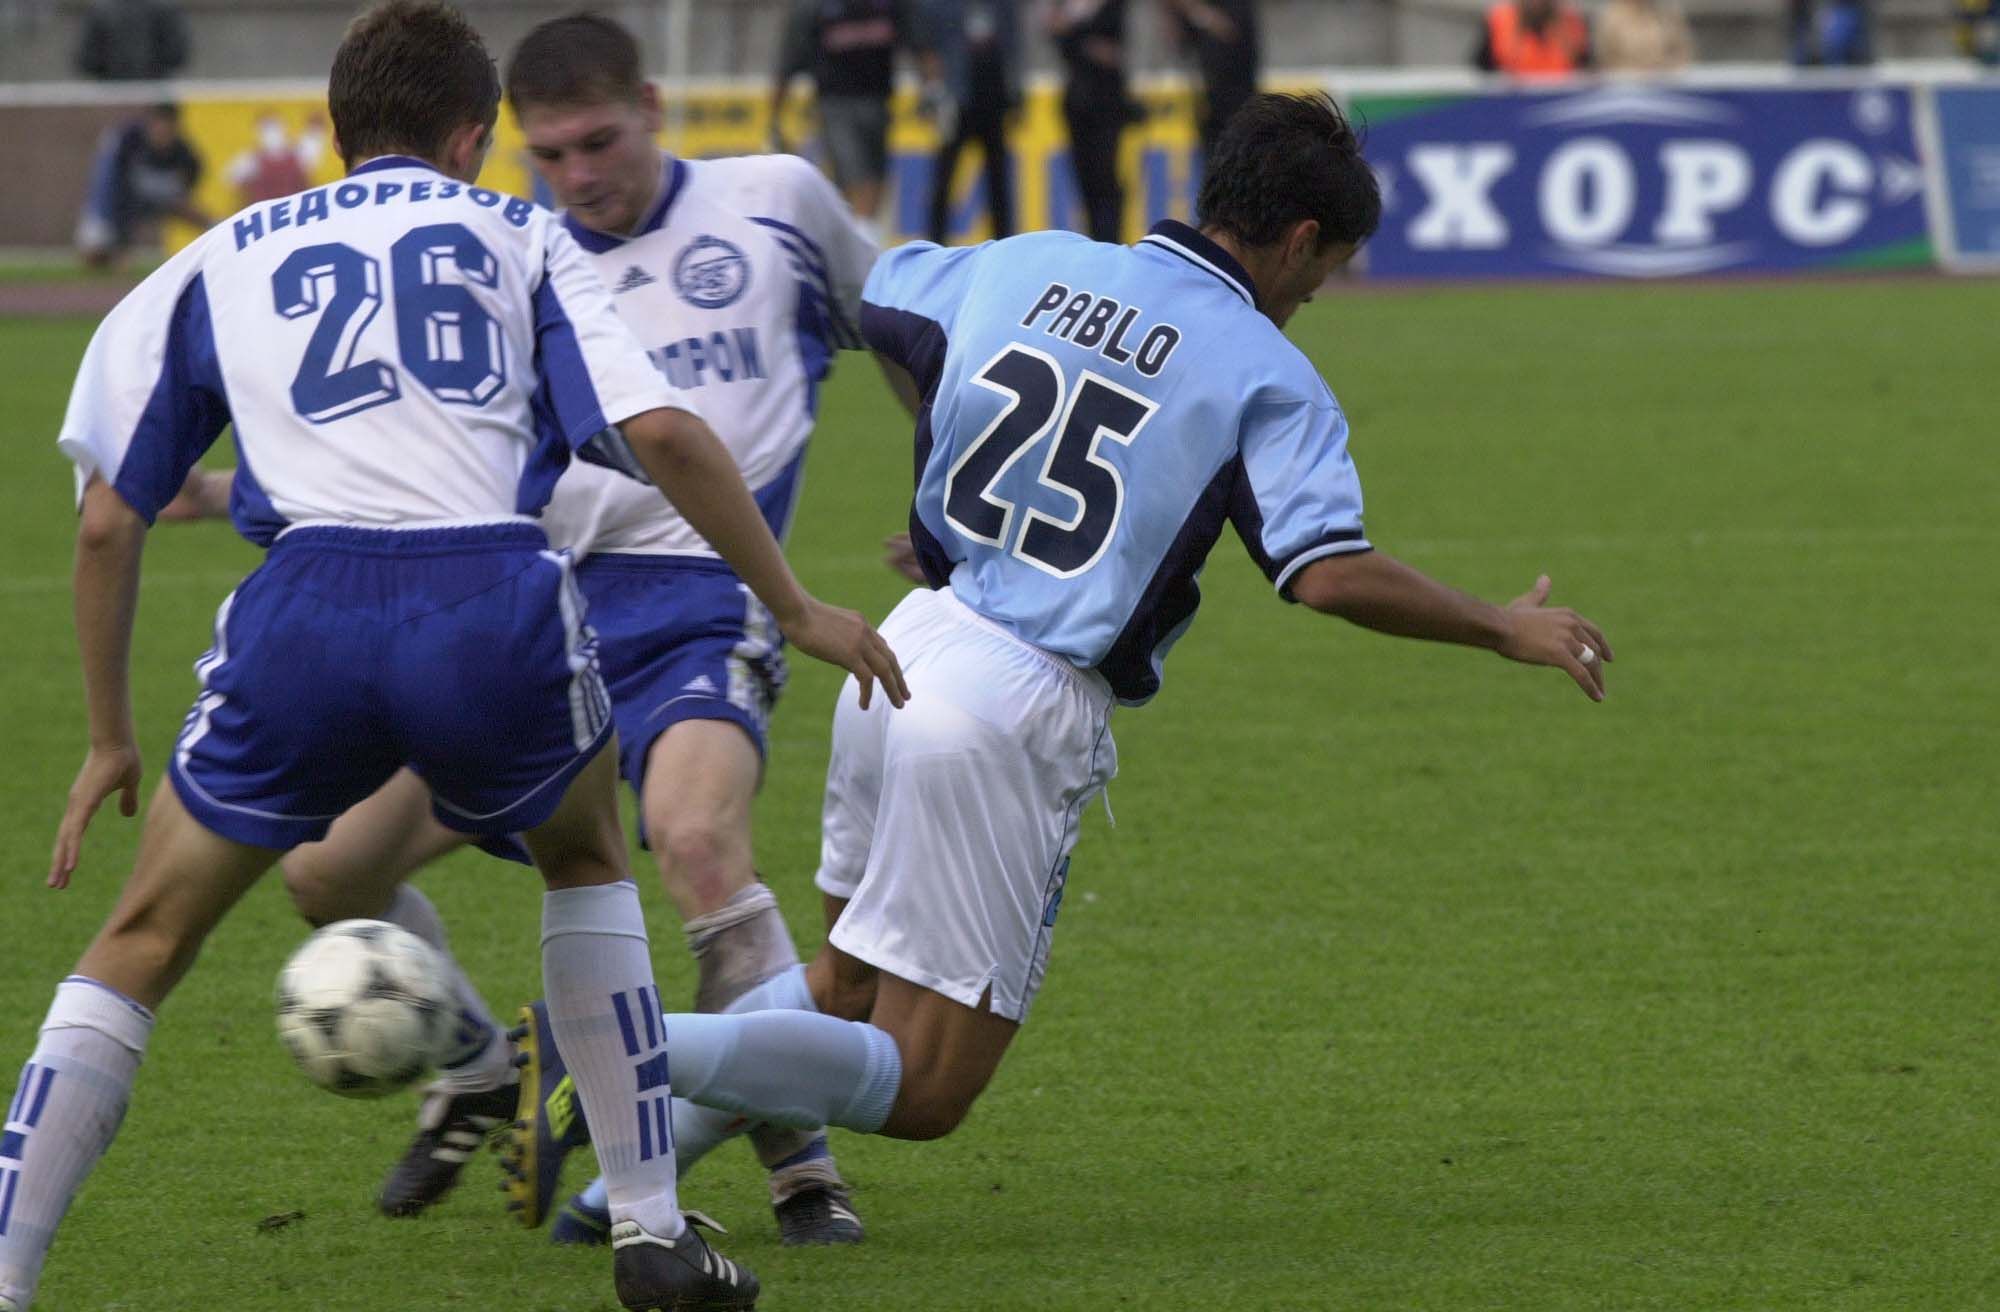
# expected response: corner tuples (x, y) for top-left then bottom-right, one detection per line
(720, 153), (879, 351)
(57, 233), (232, 519)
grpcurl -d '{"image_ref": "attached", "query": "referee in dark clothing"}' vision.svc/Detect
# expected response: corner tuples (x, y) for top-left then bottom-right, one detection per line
(1165, 0), (1261, 166)
(924, 0), (1021, 244)
(1048, 0), (1134, 243)
(771, 0), (919, 231)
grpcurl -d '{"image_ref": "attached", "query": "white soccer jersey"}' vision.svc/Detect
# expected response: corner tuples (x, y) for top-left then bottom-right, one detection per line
(540, 152), (878, 558)
(56, 156), (681, 540)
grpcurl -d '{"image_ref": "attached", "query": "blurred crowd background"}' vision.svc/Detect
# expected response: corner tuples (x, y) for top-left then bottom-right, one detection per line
(0, 0), (1993, 272)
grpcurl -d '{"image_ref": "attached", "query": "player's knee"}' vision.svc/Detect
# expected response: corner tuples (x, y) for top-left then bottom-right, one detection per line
(279, 853), (348, 927)
(647, 810), (744, 908)
(882, 1074), (978, 1142)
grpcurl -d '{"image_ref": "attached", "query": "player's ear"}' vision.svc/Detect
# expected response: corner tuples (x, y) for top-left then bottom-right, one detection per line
(1285, 219), (1322, 272)
(440, 120), (493, 183)
(638, 81), (665, 137)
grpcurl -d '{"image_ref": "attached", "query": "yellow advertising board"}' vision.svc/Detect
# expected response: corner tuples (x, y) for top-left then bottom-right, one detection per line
(170, 77), (1225, 252)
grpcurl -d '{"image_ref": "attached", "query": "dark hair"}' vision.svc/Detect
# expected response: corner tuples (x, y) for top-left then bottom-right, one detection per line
(328, 1), (500, 166)
(1196, 93), (1381, 251)
(506, 12), (646, 115)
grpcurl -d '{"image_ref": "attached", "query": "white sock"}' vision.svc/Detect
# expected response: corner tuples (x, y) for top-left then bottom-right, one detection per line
(0, 978), (154, 1309)
(382, 886), (512, 1092)
(542, 883), (682, 1239)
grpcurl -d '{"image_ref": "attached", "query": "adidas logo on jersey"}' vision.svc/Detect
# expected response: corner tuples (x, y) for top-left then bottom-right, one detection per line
(614, 265), (657, 293)
(681, 674), (719, 696)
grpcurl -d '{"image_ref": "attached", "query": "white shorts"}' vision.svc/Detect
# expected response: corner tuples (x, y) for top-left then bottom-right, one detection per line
(815, 587), (1117, 1022)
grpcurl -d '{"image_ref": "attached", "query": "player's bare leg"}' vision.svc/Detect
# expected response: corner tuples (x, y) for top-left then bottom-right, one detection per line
(283, 770), (519, 1216)
(521, 744), (757, 1310)
(805, 898), (878, 1022)
(553, 722), (865, 1247)
(863, 974), (1015, 1141)
(0, 783), (277, 1310)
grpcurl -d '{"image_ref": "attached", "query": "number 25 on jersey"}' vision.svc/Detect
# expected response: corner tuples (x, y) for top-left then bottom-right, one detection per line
(944, 345), (1159, 579)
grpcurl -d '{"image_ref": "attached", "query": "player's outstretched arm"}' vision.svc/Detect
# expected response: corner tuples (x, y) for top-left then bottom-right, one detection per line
(51, 478), (149, 887)
(1290, 551), (1613, 702)
(621, 407), (910, 708)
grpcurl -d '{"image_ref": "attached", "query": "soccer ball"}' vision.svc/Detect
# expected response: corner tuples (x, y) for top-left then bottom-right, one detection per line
(274, 920), (455, 1099)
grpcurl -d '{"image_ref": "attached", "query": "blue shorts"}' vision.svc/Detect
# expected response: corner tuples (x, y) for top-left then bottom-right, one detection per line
(577, 554), (787, 793)
(170, 523), (612, 850)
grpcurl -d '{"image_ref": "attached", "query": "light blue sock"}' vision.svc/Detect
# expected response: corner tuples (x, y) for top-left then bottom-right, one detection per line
(574, 965), (881, 1198)
(576, 1175), (609, 1214)
(663, 1010), (901, 1134)
(727, 963), (815, 1015)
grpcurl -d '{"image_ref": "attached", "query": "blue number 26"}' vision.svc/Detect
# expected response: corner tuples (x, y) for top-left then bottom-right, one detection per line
(271, 222), (506, 424)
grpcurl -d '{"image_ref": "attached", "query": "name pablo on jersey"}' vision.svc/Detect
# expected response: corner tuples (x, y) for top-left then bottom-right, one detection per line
(1020, 282), (1184, 378)
(232, 177), (537, 251)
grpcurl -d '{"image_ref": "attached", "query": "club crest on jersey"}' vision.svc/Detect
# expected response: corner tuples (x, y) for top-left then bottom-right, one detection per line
(674, 236), (750, 309)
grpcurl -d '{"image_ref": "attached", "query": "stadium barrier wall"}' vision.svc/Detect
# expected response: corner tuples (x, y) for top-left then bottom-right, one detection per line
(2, 66), (1995, 279)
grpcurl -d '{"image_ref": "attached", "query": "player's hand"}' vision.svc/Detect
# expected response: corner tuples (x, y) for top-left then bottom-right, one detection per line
(779, 598), (910, 710)
(50, 742), (143, 889)
(1496, 574), (1614, 702)
(882, 532), (928, 584)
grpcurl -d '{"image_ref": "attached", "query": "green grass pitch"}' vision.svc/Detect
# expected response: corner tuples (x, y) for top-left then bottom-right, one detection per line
(1, 275), (1996, 1311)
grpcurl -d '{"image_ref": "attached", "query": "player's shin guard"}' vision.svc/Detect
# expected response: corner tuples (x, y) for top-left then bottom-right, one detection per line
(664, 1009), (901, 1136)
(0, 979), (153, 1308)
(685, 883), (799, 1014)
(384, 886), (511, 1092)
(541, 883), (682, 1239)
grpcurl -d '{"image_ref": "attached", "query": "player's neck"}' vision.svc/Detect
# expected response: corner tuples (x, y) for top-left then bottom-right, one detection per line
(1198, 225), (1272, 315)
(597, 150), (676, 240)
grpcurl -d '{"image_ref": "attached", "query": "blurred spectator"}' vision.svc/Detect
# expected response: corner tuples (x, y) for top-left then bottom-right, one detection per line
(76, 0), (190, 81)
(227, 111), (328, 207)
(1596, 0), (1693, 70)
(771, 0), (920, 233)
(1954, 0), (2000, 63)
(1049, 0), (1138, 242)
(75, 103), (210, 269)
(923, 0), (1022, 244)
(1789, 0), (1873, 63)
(1161, 0), (1260, 166)
(1473, 0), (1591, 76)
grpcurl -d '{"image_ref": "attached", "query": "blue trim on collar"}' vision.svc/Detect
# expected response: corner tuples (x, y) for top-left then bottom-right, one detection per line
(348, 154), (441, 177)
(1141, 220), (1258, 308)
(563, 156), (688, 254)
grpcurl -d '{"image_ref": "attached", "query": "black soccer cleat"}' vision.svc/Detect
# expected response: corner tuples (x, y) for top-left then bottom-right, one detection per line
(377, 1079), (521, 1217)
(498, 1001), (592, 1228)
(769, 1158), (864, 1246)
(613, 1212), (759, 1311)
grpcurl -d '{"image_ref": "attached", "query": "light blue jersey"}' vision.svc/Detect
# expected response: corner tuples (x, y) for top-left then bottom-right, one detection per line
(861, 220), (1371, 704)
